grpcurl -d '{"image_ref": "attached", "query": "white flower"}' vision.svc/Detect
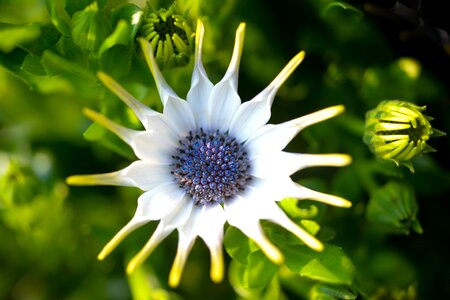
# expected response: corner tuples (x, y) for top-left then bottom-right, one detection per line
(67, 20), (352, 287)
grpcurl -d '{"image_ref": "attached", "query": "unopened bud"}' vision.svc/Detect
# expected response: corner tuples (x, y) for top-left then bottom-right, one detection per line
(364, 100), (445, 172)
(139, 4), (194, 69)
(71, 2), (112, 52)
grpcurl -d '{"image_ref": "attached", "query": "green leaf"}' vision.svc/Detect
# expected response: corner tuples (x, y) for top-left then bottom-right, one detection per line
(41, 50), (96, 81)
(283, 244), (355, 285)
(279, 197), (319, 219)
(0, 48), (28, 75)
(127, 264), (172, 300)
(244, 251), (279, 289)
(323, 2), (363, 17)
(229, 259), (280, 298)
(224, 226), (259, 265)
(19, 23), (61, 55)
(99, 20), (132, 56)
(99, 44), (133, 79)
(310, 283), (357, 300)
(83, 123), (135, 160)
(0, 23), (41, 53)
(21, 54), (46, 75)
(46, 0), (71, 36)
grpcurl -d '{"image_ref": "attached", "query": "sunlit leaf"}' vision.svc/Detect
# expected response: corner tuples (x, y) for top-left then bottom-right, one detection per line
(283, 244), (354, 285)
(310, 283), (357, 300)
(0, 23), (41, 53)
(224, 226), (259, 265)
(244, 251), (279, 289)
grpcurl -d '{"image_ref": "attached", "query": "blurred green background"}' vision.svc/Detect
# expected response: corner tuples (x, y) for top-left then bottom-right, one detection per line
(1, 0), (449, 299)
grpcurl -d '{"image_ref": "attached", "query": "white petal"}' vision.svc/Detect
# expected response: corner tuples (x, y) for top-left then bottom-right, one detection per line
(168, 236), (194, 287)
(246, 105), (345, 157)
(206, 23), (245, 131)
(139, 38), (184, 107)
(124, 163), (173, 191)
(97, 217), (149, 261)
(246, 190), (323, 251)
(250, 152), (352, 178)
(126, 222), (173, 273)
(82, 107), (139, 147)
(168, 205), (201, 287)
(67, 161), (172, 191)
(135, 182), (186, 221)
(207, 80), (242, 132)
(163, 96), (196, 136)
(187, 20), (214, 128)
(197, 204), (226, 283)
(229, 51), (305, 142)
(225, 195), (283, 265)
(127, 195), (194, 274)
(144, 113), (180, 144)
(81, 108), (176, 163)
(223, 23), (246, 89)
(163, 195), (195, 230)
(287, 181), (352, 208)
(132, 131), (176, 164)
(97, 71), (159, 130)
(246, 176), (287, 201)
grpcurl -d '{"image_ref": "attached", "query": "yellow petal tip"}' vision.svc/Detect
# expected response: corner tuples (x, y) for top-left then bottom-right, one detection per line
(97, 244), (112, 261)
(82, 107), (99, 121)
(126, 262), (137, 274)
(65, 175), (93, 186)
(211, 270), (224, 283)
(168, 271), (181, 288)
(339, 154), (353, 166)
(331, 104), (345, 115)
(313, 241), (325, 252)
(296, 50), (306, 61)
(272, 252), (284, 265)
(265, 247), (284, 265)
(210, 257), (224, 283)
(196, 19), (204, 29)
(341, 199), (353, 208)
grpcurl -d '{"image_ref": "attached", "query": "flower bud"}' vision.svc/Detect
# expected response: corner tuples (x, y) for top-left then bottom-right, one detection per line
(139, 4), (194, 69)
(71, 2), (112, 52)
(366, 181), (422, 235)
(364, 100), (445, 172)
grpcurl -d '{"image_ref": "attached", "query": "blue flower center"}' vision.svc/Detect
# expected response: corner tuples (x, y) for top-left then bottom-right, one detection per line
(171, 129), (251, 206)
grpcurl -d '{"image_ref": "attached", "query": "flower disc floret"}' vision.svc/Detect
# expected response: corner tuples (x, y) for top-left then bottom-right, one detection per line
(172, 129), (251, 206)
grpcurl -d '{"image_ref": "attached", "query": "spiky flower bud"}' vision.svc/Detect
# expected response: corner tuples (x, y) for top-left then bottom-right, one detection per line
(364, 100), (445, 172)
(139, 4), (194, 69)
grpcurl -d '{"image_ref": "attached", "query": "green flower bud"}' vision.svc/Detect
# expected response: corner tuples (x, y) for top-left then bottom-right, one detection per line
(364, 100), (445, 172)
(71, 2), (112, 52)
(139, 4), (194, 69)
(366, 181), (422, 235)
